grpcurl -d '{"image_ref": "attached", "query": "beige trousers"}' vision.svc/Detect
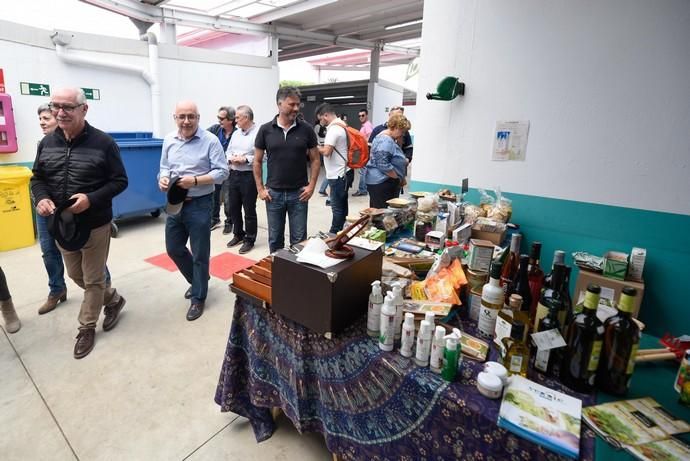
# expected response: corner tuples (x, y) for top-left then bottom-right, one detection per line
(59, 223), (120, 329)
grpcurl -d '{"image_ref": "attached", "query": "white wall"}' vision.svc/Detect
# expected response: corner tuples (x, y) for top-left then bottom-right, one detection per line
(0, 20), (278, 165)
(414, 0), (690, 216)
(372, 82), (404, 127)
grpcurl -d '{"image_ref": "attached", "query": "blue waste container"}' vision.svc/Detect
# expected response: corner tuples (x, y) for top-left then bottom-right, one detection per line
(111, 133), (165, 235)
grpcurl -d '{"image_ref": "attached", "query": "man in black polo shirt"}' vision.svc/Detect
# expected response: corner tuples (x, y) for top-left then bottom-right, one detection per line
(253, 87), (320, 253)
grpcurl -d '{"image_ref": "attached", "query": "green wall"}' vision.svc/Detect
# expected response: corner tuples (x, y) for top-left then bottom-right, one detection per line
(411, 180), (690, 338)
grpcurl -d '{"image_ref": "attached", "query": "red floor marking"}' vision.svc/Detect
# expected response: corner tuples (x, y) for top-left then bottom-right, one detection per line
(210, 252), (256, 280)
(144, 253), (178, 272)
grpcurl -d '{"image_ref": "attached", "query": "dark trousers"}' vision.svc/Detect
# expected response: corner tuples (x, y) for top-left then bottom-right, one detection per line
(227, 170), (258, 243)
(0, 266), (10, 301)
(165, 194), (212, 303)
(327, 176), (349, 233)
(212, 181), (232, 225)
(368, 177), (401, 209)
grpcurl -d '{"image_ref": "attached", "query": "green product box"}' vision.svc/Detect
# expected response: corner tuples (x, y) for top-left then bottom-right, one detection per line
(603, 251), (628, 280)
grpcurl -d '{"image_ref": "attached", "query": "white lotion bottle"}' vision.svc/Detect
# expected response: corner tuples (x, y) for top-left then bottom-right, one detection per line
(367, 281), (384, 337)
(378, 294), (396, 352)
(400, 313), (416, 357)
(429, 325), (447, 373)
(414, 320), (433, 366)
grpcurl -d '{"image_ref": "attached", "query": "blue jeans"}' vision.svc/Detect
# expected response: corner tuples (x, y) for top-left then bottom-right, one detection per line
(165, 194), (212, 303)
(318, 178), (328, 194)
(37, 213), (66, 296)
(265, 188), (308, 253)
(356, 167), (368, 194)
(327, 176), (348, 234)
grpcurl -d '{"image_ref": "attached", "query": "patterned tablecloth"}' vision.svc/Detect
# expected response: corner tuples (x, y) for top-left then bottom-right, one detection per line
(215, 296), (596, 460)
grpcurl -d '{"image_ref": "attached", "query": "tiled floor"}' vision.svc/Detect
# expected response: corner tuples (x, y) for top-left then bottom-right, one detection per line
(1, 175), (370, 460)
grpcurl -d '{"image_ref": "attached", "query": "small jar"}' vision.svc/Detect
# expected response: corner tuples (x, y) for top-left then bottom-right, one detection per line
(477, 372), (503, 399)
(484, 361), (508, 386)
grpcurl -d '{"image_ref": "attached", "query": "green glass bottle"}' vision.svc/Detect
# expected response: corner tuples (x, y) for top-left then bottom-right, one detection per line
(561, 284), (604, 393)
(596, 287), (640, 395)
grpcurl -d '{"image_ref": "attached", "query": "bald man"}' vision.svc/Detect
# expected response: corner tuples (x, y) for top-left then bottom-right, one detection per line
(158, 101), (229, 321)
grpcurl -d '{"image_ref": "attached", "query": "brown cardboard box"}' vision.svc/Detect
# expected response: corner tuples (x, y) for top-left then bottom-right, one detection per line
(471, 228), (506, 245)
(574, 269), (645, 318)
(272, 246), (383, 335)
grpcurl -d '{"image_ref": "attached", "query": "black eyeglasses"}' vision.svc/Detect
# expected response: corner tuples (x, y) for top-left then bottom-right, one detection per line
(358, 114), (366, 118)
(48, 102), (84, 113)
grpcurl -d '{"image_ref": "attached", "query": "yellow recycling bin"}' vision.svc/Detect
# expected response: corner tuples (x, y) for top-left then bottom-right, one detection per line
(0, 165), (35, 251)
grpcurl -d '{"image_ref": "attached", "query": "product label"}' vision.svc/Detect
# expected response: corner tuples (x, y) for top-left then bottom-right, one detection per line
(379, 313), (395, 347)
(493, 315), (513, 357)
(626, 343), (639, 374)
(430, 343), (443, 369)
(530, 328), (566, 351)
(587, 340), (603, 372)
(478, 305), (499, 337)
(535, 348), (550, 372)
(509, 355), (524, 373)
(675, 358), (690, 393)
(416, 337), (431, 362)
(400, 329), (415, 356)
(367, 301), (382, 332)
(469, 292), (482, 321)
(534, 302), (550, 331)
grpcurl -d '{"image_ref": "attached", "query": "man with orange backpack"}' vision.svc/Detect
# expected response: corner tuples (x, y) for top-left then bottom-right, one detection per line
(316, 103), (352, 234)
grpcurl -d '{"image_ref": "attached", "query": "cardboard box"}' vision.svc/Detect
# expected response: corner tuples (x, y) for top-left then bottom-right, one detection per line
(574, 269), (644, 318)
(471, 228), (506, 246)
(272, 246), (383, 335)
(451, 222), (472, 245)
(628, 247), (646, 282)
(468, 239), (494, 272)
(603, 251), (628, 281)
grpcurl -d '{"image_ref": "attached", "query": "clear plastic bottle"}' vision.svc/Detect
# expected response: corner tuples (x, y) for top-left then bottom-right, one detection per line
(367, 281), (384, 337)
(378, 294), (396, 352)
(414, 320), (433, 366)
(429, 325), (447, 373)
(400, 313), (416, 357)
(392, 283), (404, 340)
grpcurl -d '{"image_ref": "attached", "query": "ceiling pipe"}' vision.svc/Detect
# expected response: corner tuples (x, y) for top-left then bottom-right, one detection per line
(50, 31), (162, 138)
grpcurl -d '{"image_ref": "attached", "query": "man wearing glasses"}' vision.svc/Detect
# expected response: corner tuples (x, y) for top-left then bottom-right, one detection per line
(352, 108), (374, 197)
(158, 101), (229, 321)
(207, 106), (236, 234)
(31, 87), (128, 359)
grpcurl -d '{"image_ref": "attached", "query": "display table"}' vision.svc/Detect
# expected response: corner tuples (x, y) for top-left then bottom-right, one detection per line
(215, 296), (596, 460)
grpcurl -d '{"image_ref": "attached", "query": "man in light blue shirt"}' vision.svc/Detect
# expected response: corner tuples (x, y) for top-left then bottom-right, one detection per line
(158, 100), (229, 321)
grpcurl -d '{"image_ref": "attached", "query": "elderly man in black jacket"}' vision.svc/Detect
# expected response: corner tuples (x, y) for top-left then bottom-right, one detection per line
(31, 87), (128, 359)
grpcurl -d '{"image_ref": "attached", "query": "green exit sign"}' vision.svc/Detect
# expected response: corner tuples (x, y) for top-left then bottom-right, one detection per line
(20, 82), (50, 96)
(81, 87), (100, 100)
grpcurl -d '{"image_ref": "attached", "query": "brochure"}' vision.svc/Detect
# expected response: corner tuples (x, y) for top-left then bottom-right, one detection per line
(498, 376), (582, 459)
(582, 397), (690, 461)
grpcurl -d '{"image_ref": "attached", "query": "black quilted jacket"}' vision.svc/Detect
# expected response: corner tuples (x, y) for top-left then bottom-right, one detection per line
(31, 122), (128, 230)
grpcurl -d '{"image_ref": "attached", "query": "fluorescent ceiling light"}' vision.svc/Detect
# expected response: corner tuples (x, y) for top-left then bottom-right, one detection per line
(323, 95), (355, 100)
(384, 19), (422, 30)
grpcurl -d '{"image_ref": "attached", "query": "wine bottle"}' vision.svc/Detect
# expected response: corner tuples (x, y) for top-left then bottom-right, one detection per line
(533, 263), (566, 332)
(596, 287), (641, 395)
(509, 254), (532, 316)
(501, 233), (522, 301)
(561, 265), (575, 330)
(544, 250), (565, 289)
(530, 302), (563, 378)
(561, 284), (604, 393)
(527, 242), (545, 321)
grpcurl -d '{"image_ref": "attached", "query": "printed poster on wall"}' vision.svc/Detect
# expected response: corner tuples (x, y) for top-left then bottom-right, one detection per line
(492, 120), (530, 161)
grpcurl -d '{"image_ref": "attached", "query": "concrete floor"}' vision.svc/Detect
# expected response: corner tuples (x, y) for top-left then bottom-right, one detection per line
(1, 177), (369, 460)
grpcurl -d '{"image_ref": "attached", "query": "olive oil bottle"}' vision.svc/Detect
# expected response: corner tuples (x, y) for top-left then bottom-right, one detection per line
(561, 284), (604, 393)
(530, 300), (563, 378)
(596, 287), (641, 395)
(503, 321), (529, 377)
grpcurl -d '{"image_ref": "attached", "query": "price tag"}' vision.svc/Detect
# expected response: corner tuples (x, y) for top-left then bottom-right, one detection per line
(530, 328), (566, 351)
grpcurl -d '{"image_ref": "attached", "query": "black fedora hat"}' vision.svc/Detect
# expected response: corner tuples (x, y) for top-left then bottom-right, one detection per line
(48, 198), (91, 251)
(166, 177), (188, 216)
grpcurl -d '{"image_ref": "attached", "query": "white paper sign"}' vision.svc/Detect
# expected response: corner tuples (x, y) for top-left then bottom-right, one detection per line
(296, 238), (342, 268)
(492, 120), (530, 161)
(530, 328), (566, 351)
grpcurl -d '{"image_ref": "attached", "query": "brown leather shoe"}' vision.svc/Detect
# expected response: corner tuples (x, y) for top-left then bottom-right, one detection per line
(103, 296), (126, 332)
(38, 291), (67, 315)
(74, 328), (95, 359)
